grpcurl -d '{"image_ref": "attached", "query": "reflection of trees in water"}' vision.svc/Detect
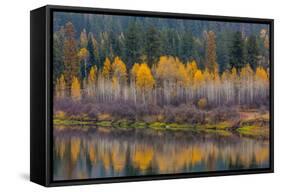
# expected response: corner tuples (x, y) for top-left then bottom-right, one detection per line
(53, 128), (269, 180)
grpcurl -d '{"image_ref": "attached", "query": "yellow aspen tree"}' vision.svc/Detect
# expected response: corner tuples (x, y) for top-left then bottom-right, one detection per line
(255, 66), (268, 100)
(203, 69), (212, 82)
(221, 70), (230, 81)
(78, 47), (89, 59)
(194, 69), (204, 86)
(130, 63), (140, 103)
(155, 56), (172, 80)
(102, 57), (111, 79)
(78, 47), (89, 79)
(230, 67), (238, 81)
(136, 63), (155, 90)
(240, 64), (254, 80)
(186, 59), (198, 85)
(131, 63), (140, 80)
(240, 64), (254, 104)
(136, 63), (155, 104)
(112, 56), (127, 83)
(177, 63), (189, 87)
(87, 66), (96, 96)
(55, 74), (66, 99)
(88, 66), (96, 83)
(255, 67), (268, 82)
(71, 76), (81, 101)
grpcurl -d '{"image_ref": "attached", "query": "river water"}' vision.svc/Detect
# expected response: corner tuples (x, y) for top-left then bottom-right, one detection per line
(53, 126), (269, 181)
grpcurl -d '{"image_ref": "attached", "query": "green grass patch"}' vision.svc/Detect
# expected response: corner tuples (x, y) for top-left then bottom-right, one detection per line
(237, 125), (268, 138)
(148, 122), (167, 129)
(204, 129), (232, 136)
(197, 121), (232, 130)
(96, 121), (112, 127)
(131, 122), (147, 129)
(53, 118), (93, 125)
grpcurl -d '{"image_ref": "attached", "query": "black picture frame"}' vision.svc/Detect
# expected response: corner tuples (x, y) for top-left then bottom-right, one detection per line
(30, 5), (274, 187)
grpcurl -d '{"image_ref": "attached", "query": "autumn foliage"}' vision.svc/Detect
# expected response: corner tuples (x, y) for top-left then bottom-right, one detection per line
(55, 55), (269, 108)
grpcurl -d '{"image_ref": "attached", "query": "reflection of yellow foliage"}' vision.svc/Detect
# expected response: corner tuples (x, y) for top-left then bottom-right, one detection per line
(58, 141), (66, 159)
(255, 147), (269, 164)
(155, 153), (170, 172)
(132, 146), (153, 171)
(111, 146), (126, 172)
(88, 144), (96, 164)
(191, 146), (203, 165)
(70, 137), (81, 163)
(174, 149), (191, 171)
(100, 151), (111, 171)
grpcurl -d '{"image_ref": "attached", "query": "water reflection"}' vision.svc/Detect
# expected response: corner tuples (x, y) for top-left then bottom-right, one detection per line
(53, 127), (269, 180)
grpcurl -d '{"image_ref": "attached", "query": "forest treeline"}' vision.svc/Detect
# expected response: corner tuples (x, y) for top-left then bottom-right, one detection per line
(54, 20), (269, 109)
(53, 18), (270, 82)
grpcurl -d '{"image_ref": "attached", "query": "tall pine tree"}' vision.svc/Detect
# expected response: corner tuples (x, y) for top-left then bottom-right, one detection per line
(246, 35), (259, 69)
(229, 31), (245, 71)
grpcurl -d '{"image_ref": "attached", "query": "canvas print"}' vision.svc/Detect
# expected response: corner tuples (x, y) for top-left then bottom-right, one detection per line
(52, 11), (270, 181)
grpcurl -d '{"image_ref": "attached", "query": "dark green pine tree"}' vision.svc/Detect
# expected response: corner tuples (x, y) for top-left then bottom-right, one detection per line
(217, 31), (230, 72)
(145, 25), (161, 67)
(246, 35), (259, 70)
(124, 21), (142, 68)
(53, 27), (65, 84)
(180, 31), (194, 63)
(229, 31), (245, 71)
(87, 33), (95, 68)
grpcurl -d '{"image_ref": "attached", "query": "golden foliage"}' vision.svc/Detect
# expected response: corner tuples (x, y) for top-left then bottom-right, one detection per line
(56, 74), (66, 98)
(177, 61), (189, 87)
(71, 76), (81, 101)
(102, 57), (111, 79)
(255, 67), (268, 81)
(112, 56), (127, 81)
(156, 56), (178, 80)
(88, 66), (96, 83)
(194, 69), (204, 86)
(186, 60), (198, 84)
(240, 64), (254, 80)
(78, 48), (89, 59)
(131, 63), (141, 80)
(136, 63), (155, 90)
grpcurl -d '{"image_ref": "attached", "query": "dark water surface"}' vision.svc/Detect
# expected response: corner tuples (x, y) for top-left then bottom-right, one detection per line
(53, 126), (269, 181)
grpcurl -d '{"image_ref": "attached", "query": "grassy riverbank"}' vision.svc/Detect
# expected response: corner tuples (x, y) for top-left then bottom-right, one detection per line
(53, 109), (269, 139)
